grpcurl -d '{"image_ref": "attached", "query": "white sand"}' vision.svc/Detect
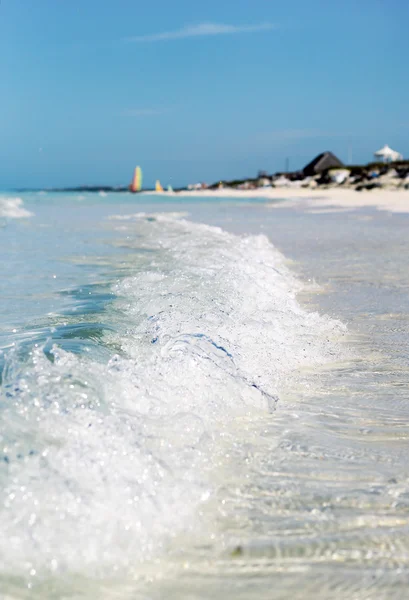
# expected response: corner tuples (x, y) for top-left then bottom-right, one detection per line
(171, 188), (409, 214)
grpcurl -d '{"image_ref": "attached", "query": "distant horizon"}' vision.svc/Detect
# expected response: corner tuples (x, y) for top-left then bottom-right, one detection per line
(2, 143), (409, 190)
(5, 149), (408, 193)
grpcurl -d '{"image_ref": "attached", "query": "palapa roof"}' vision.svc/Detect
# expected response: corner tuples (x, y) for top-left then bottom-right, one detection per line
(303, 152), (344, 176)
(374, 144), (402, 160)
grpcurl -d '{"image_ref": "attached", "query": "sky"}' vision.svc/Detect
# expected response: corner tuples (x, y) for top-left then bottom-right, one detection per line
(1, 0), (408, 188)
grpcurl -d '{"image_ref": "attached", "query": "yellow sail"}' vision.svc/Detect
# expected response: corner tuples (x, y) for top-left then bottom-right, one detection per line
(155, 180), (164, 192)
(130, 166), (142, 193)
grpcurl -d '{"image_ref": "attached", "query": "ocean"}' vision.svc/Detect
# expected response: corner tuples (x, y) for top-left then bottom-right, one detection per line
(1, 192), (408, 599)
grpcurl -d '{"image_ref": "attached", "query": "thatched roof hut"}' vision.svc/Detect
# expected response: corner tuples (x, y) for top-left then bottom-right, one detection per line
(303, 152), (344, 176)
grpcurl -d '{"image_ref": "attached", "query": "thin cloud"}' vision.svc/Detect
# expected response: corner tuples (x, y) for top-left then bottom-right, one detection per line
(121, 108), (167, 117)
(125, 22), (275, 43)
(266, 129), (335, 140)
(256, 129), (353, 141)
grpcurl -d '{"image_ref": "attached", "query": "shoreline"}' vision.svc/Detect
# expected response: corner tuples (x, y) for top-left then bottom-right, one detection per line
(165, 187), (409, 214)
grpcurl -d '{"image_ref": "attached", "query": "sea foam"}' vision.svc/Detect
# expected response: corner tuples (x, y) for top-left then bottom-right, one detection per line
(0, 197), (33, 219)
(0, 214), (345, 581)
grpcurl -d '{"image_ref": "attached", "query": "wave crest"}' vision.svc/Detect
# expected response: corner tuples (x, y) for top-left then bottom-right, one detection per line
(0, 215), (346, 580)
(0, 197), (33, 219)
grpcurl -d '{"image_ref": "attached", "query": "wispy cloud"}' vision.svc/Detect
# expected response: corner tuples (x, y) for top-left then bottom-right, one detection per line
(265, 129), (335, 140)
(121, 108), (166, 117)
(125, 22), (275, 43)
(256, 129), (353, 142)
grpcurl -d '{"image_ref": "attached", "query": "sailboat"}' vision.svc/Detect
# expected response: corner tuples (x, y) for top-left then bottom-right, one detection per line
(167, 184), (174, 193)
(155, 180), (164, 192)
(129, 166), (142, 193)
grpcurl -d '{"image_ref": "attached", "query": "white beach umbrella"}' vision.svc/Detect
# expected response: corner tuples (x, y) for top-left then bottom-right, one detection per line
(374, 144), (403, 162)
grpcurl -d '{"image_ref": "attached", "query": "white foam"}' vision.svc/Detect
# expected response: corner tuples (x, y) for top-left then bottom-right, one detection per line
(0, 197), (33, 219)
(0, 215), (346, 580)
(108, 211), (189, 221)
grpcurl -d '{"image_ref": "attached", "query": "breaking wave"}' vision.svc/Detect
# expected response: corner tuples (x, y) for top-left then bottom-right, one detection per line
(0, 197), (33, 219)
(0, 214), (345, 585)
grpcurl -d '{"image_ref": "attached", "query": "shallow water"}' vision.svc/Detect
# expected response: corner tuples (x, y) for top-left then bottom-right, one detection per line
(189, 203), (409, 599)
(1, 193), (408, 598)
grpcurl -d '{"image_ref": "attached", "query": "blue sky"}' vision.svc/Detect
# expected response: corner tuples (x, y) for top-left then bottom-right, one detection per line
(1, 0), (408, 188)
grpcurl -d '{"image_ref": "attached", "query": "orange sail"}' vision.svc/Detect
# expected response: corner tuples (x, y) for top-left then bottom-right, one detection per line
(129, 166), (142, 193)
(155, 180), (163, 192)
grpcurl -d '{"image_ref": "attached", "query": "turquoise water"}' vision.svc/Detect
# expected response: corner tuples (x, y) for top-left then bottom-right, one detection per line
(0, 192), (268, 359)
(1, 192), (409, 599)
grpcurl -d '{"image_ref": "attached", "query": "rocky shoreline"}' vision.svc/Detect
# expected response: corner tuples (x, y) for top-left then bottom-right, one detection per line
(201, 161), (409, 194)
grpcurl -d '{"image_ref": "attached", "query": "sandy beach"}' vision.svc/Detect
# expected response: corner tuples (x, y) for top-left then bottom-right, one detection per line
(172, 187), (409, 214)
